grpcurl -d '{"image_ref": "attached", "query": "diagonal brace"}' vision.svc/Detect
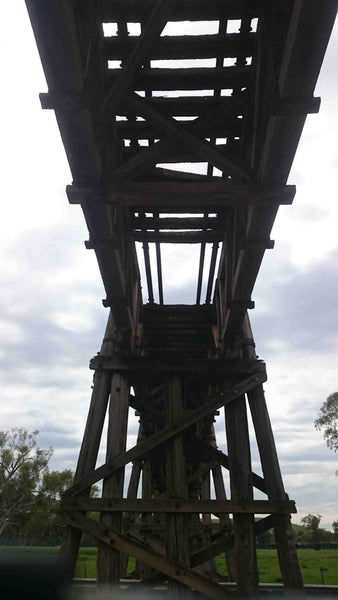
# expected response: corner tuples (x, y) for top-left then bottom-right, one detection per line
(62, 511), (232, 600)
(64, 370), (266, 497)
(124, 92), (253, 182)
(97, 0), (175, 133)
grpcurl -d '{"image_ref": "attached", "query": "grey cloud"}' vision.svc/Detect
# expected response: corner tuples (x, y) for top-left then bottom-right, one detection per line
(251, 249), (338, 357)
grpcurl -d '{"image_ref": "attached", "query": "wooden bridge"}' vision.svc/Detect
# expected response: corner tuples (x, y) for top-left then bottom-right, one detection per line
(26, 1), (337, 598)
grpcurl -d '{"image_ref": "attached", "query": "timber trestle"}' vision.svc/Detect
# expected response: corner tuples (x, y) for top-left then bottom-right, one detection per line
(25, 0), (337, 598)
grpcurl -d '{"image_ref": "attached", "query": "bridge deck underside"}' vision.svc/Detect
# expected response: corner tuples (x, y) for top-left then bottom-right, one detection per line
(25, 0), (337, 598)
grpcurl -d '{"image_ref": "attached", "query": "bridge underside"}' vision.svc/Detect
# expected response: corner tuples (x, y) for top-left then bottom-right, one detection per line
(26, 1), (336, 597)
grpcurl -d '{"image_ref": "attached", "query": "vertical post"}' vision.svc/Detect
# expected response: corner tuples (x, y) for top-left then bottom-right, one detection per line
(211, 464), (237, 581)
(165, 375), (190, 599)
(97, 373), (130, 585)
(225, 390), (258, 597)
(248, 384), (304, 596)
(59, 312), (115, 581)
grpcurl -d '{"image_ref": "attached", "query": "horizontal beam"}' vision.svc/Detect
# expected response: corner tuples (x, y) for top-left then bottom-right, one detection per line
(64, 370), (266, 496)
(89, 356), (265, 375)
(67, 182), (296, 207)
(62, 512), (231, 600)
(119, 95), (246, 118)
(132, 216), (221, 229)
(115, 118), (241, 140)
(133, 231), (223, 243)
(101, 0), (260, 22)
(105, 33), (255, 61)
(61, 498), (296, 514)
(106, 65), (250, 91)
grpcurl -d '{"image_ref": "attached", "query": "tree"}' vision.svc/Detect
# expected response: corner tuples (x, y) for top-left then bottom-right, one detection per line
(314, 392), (338, 451)
(0, 429), (52, 535)
(300, 514), (322, 543)
(333, 519), (338, 540)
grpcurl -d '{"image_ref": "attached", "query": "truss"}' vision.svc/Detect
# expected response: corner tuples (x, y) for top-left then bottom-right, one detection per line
(25, 0), (337, 597)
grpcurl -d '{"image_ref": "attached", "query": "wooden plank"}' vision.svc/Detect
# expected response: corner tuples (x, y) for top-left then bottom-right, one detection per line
(134, 231), (223, 243)
(62, 512), (232, 600)
(101, 0), (260, 23)
(97, 0), (175, 131)
(61, 497), (296, 514)
(97, 373), (130, 584)
(67, 182), (296, 207)
(63, 371), (266, 497)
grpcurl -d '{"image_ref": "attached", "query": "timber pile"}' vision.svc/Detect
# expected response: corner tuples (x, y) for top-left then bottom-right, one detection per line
(25, 0), (337, 597)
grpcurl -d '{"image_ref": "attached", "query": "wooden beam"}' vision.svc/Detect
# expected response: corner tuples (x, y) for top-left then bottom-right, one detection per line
(190, 515), (279, 567)
(106, 65), (250, 92)
(192, 438), (266, 494)
(97, 374), (130, 584)
(134, 231), (223, 244)
(125, 92), (252, 182)
(105, 33), (255, 61)
(61, 497), (296, 514)
(115, 118), (241, 140)
(101, 0), (260, 22)
(225, 392), (258, 596)
(67, 182), (296, 207)
(89, 355), (265, 376)
(59, 312), (114, 581)
(116, 95), (246, 118)
(62, 512), (232, 600)
(64, 371), (266, 497)
(97, 0), (175, 132)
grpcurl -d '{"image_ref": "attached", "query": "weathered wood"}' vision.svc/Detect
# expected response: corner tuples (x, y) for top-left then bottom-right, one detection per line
(248, 383), (304, 596)
(105, 33), (255, 61)
(133, 216), (221, 230)
(125, 92), (252, 182)
(59, 312), (114, 581)
(106, 65), (250, 92)
(97, 373), (130, 585)
(97, 0), (175, 131)
(135, 231), (223, 244)
(90, 355), (265, 376)
(116, 118), (241, 140)
(225, 393), (258, 596)
(67, 182), (296, 207)
(61, 497), (296, 514)
(62, 511), (232, 600)
(101, 0), (260, 22)
(165, 376), (190, 598)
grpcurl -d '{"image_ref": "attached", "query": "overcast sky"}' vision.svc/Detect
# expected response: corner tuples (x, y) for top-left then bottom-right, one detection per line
(0, 5), (337, 530)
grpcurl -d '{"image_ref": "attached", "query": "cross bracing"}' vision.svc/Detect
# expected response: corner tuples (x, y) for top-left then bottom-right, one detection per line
(26, 0), (337, 597)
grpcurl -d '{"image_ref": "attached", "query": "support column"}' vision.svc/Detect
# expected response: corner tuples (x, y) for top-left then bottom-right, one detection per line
(225, 390), (258, 597)
(59, 312), (114, 582)
(165, 375), (190, 600)
(248, 384), (304, 596)
(97, 373), (130, 585)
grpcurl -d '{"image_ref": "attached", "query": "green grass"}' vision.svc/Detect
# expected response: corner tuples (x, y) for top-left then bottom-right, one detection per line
(215, 549), (338, 585)
(0, 547), (337, 584)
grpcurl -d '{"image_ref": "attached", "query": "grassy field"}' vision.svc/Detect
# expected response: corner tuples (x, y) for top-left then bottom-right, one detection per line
(0, 546), (337, 585)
